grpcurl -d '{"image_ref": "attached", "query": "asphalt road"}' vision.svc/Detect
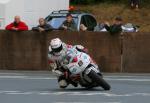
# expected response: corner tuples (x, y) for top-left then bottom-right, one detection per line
(0, 71), (150, 103)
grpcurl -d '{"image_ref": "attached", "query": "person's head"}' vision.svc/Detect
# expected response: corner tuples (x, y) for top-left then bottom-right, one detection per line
(66, 13), (73, 23)
(14, 16), (21, 23)
(114, 16), (123, 25)
(49, 38), (64, 55)
(39, 18), (46, 26)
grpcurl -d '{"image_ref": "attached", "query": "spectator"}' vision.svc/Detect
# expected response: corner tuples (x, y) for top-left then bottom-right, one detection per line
(59, 13), (77, 31)
(5, 16), (28, 31)
(32, 18), (53, 32)
(104, 16), (123, 35)
(130, 0), (140, 10)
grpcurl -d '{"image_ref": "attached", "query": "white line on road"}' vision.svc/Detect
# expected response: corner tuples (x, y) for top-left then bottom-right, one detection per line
(105, 78), (150, 82)
(53, 102), (120, 103)
(0, 76), (56, 80)
(0, 75), (150, 82)
(0, 90), (150, 97)
(0, 73), (24, 75)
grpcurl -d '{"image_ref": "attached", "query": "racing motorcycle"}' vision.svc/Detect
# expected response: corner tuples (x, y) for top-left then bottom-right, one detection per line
(60, 47), (111, 90)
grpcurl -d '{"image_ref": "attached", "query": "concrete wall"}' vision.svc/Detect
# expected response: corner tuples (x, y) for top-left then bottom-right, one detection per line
(122, 33), (150, 73)
(0, 31), (47, 70)
(0, 31), (121, 72)
(47, 31), (121, 72)
(0, 31), (150, 73)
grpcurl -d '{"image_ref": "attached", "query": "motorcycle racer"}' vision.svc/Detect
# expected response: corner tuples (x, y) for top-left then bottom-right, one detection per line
(47, 38), (111, 90)
(48, 38), (87, 88)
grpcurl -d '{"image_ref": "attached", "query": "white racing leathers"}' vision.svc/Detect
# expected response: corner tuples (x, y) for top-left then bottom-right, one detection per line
(48, 43), (87, 88)
(48, 43), (76, 74)
(48, 43), (100, 88)
(48, 43), (71, 88)
(48, 43), (92, 76)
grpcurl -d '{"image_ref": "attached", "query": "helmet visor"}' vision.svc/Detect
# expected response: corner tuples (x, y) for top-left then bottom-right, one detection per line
(51, 45), (63, 53)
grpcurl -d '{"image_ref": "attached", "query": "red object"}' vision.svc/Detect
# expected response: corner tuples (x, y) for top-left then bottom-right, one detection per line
(70, 74), (80, 81)
(69, 6), (75, 11)
(72, 57), (78, 63)
(67, 44), (73, 48)
(5, 21), (28, 31)
(64, 71), (69, 79)
(48, 60), (54, 64)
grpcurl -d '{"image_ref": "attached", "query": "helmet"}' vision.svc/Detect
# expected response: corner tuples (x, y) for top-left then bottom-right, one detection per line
(50, 38), (63, 53)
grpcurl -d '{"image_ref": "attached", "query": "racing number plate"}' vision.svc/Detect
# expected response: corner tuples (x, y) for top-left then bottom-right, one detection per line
(78, 60), (83, 67)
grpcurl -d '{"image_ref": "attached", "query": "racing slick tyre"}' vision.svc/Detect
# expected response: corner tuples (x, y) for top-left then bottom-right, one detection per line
(88, 70), (111, 90)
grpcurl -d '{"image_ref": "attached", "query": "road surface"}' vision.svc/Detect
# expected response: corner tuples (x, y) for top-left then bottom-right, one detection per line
(0, 71), (150, 103)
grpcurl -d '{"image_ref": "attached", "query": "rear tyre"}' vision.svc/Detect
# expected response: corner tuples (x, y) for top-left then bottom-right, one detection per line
(88, 70), (111, 90)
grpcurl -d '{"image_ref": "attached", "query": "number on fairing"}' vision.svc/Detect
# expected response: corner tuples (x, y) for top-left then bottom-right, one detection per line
(78, 60), (83, 67)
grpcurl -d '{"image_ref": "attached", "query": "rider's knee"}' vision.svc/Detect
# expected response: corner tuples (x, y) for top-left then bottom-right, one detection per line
(58, 79), (68, 88)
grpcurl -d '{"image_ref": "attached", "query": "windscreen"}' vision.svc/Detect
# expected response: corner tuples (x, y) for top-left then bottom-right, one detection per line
(47, 17), (78, 29)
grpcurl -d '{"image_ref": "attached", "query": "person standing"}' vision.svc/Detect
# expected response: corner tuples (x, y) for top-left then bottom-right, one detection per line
(59, 13), (77, 31)
(32, 18), (53, 32)
(130, 0), (140, 10)
(104, 16), (123, 35)
(5, 16), (28, 31)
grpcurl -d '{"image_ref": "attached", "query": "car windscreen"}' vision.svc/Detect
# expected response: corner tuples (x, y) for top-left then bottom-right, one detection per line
(47, 17), (78, 29)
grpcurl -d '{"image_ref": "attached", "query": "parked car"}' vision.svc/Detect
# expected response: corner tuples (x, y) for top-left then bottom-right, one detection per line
(45, 10), (97, 31)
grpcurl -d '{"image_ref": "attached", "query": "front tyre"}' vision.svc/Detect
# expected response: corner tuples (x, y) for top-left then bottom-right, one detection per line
(88, 70), (111, 90)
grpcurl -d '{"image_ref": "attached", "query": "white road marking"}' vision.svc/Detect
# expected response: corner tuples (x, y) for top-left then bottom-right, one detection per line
(0, 90), (150, 97)
(70, 92), (150, 96)
(7, 92), (33, 95)
(0, 75), (150, 82)
(0, 73), (24, 75)
(53, 102), (120, 103)
(0, 76), (28, 78)
(106, 78), (150, 82)
(106, 75), (150, 78)
(0, 76), (56, 80)
(2, 91), (20, 93)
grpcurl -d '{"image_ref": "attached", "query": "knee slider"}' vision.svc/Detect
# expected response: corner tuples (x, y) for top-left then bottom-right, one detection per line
(58, 80), (68, 88)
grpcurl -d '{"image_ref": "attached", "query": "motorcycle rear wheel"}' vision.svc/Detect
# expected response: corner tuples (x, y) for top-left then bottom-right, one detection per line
(88, 70), (111, 90)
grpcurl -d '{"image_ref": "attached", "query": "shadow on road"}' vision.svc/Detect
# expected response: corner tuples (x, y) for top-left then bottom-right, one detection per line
(37, 87), (105, 92)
